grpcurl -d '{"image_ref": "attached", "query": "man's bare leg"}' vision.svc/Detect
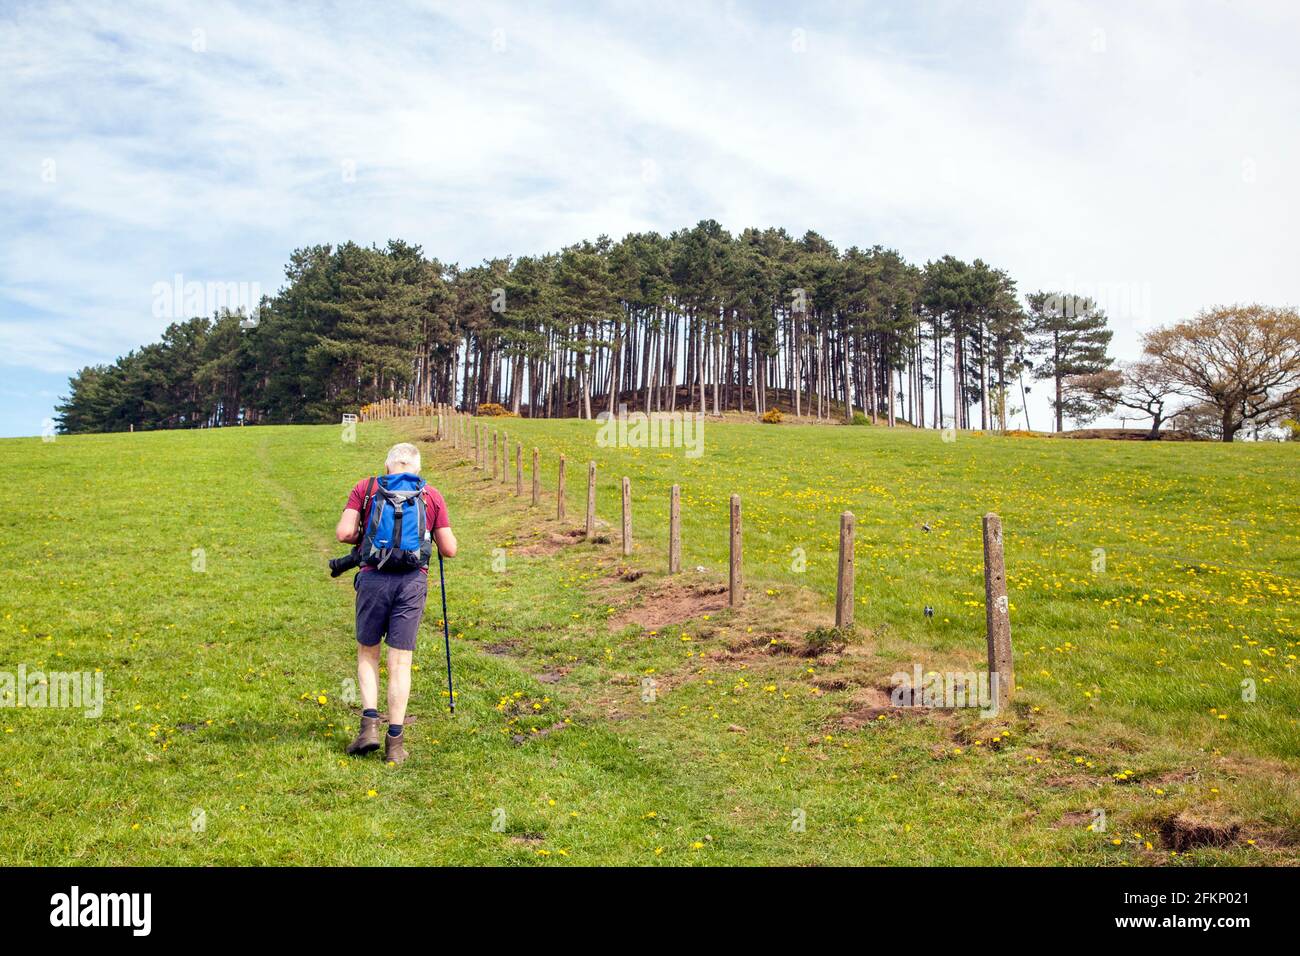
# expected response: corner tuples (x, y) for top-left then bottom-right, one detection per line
(357, 642), (381, 712)
(384, 647), (413, 765)
(346, 642), (384, 755)
(386, 647), (413, 725)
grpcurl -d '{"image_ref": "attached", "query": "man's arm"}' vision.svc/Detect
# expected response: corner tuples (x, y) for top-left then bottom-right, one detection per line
(336, 508), (362, 544)
(426, 486), (457, 557)
(434, 526), (457, 558)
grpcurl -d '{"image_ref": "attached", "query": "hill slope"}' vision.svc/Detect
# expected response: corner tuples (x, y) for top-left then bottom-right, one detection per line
(0, 420), (1296, 864)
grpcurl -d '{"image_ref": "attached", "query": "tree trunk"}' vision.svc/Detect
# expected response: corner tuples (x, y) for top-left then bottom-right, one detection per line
(1221, 407), (1237, 442)
(1053, 331), (1063, 432)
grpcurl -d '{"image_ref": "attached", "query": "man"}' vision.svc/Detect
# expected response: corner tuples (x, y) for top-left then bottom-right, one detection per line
(335, 442), (457, 765)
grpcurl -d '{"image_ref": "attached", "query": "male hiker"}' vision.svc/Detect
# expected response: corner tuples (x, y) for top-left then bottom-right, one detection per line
(335, 442), (457, 765)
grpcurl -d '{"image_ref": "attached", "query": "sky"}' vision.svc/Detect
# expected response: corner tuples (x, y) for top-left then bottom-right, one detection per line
(2, 0), (1297, 436)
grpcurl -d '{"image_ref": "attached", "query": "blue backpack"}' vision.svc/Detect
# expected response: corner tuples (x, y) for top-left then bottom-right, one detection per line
(358, 473), (433, 572)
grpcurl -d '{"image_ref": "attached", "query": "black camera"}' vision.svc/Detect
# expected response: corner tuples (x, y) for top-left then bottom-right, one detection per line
(328, 550), (362, 577)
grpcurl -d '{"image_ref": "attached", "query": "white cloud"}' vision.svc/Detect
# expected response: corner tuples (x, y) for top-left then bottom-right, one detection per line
(1, 0), (1296, 433)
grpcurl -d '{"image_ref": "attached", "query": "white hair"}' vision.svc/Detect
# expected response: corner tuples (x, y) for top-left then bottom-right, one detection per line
(385, 442), (421, 474)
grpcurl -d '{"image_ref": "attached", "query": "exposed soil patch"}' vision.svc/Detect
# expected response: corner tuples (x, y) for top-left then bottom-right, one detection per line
(1157, 814), (1241, 852)
(883, 681), (921, 707)
(951, 724), (1014, 747)
(560, 524), (612, 542)
(832, 679), (961, 730)
(768, 635), (846, 658)
(513, 532), (577, 557)
(589, 697), (632, 722)
(1058, 428), (1199, 442)
(481, 641), (522, 657)
(1052, 810), (1096, 829)
(605, 670), (688, 697)
(600, 564), (645, 583)
(721, 632), (846, 662)
(833, 687), (909, 728)
(534, 669), (569, 684)
(512, 720), (569, 745)
(811, 675), (851, 691)
(607, 580), (729, 631)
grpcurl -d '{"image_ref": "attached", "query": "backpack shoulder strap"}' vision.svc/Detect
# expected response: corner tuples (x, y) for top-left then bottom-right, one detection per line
(422, 485), (438, 529)
(416, 483), (428, 537)
(358, 477), (378, 541)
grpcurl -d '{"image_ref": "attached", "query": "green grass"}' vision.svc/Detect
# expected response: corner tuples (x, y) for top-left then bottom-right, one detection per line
(0, 417), (1296, 865)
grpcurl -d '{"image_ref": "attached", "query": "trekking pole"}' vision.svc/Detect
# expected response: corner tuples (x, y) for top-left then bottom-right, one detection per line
(437, 550), (455, 714)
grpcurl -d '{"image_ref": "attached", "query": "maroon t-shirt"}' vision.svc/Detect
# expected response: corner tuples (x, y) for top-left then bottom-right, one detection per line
(346, 478), (450, 574)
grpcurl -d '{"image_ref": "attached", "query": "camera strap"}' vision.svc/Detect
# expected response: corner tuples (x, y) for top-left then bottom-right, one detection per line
(357, 477), (378, 554)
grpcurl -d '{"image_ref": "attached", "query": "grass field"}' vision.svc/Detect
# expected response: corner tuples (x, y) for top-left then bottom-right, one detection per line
(1, 416), (1296, 865)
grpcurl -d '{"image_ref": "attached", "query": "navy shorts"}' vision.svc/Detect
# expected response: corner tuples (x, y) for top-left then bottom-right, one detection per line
(354, 570), (428, 651)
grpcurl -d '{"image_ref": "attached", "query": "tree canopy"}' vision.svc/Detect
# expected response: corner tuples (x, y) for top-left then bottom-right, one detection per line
(58, 221), (1118, 436)
(1142, 304), (1300, 441)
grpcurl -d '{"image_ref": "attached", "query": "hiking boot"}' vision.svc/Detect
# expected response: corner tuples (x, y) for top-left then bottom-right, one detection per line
(346, 715), (382, 755)
(385, 729), (408, 766)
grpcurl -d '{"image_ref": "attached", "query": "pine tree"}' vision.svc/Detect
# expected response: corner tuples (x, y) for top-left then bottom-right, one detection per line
(1025, 291), (1114, 431)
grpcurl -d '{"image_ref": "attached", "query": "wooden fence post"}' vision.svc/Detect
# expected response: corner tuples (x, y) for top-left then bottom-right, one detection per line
(585, 461), (597, 540)
(621, 477), (632, 556)
(983, 513), (1014, 711)
(531, 448), (540, 506)
(557, 454), (567, 520)
(729, 494), (743, 607)
(473, 424), (480, 469)
(500, 433), (509, 485)
(515, 443), (523, 496)
(669, 483), (681, 574)
(835, 511), (855, 629)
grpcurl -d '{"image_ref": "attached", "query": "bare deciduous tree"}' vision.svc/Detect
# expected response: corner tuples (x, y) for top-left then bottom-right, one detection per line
(1142, 304), (1300, 442)
(1066, 359), (1181, 438)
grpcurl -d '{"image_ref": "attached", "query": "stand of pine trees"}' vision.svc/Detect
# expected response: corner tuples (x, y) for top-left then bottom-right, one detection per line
(56, 221), (1113, 433)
